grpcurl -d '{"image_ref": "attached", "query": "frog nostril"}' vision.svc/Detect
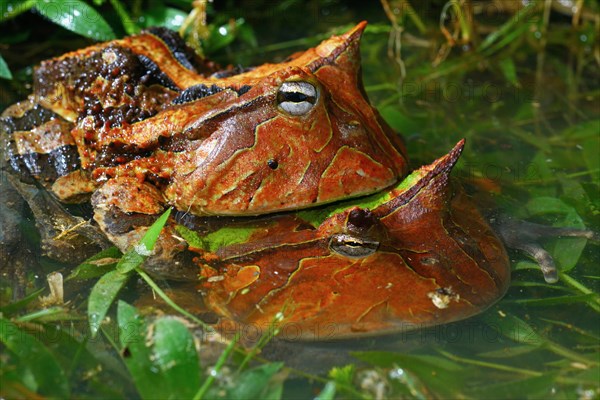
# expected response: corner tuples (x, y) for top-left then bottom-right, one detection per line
(267, 159), (278, 170)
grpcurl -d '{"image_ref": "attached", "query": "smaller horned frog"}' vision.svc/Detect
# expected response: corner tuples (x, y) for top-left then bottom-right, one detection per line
(2, 22), (594, 339)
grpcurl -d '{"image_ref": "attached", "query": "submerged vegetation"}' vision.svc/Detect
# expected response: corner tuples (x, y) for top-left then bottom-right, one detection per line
(1, 1), (599, 398)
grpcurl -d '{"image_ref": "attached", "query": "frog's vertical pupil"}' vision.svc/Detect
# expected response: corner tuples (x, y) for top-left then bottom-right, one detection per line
(267, 159), (278, 169)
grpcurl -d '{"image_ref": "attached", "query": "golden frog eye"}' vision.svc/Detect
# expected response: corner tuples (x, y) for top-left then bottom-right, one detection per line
(277, 81), (318, 116)
(329, 234), (379, 258)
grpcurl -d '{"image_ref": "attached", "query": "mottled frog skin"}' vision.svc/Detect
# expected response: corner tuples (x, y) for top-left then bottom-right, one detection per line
(1, 23), (516, 339)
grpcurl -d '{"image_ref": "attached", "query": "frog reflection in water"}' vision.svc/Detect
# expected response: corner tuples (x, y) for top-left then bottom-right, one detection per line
(1, 22), (595, 339)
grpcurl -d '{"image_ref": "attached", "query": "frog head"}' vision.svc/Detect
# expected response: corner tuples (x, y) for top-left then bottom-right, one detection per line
(166, 22), (408, 215)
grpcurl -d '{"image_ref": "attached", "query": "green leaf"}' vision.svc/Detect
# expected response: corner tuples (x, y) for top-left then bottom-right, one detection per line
(478, 345), (540, 358)
(236, 20), (258, 48)
(175, 223), (258, 253)
(380, 106), (422, 135)
(526, 196), (574, 215)
(561, 118), (600, 140)
(226, 363), (285, 400)
(141, 208), (171, 249)
(582, 159), (598, 184)
(0, 0), (37, 22)
(107, 0), (139, 34)
(118, 301), (171, 400)
(477, 2), (537, 53)
(117, 208), (171, 274)
(525, 196), (587, 272)
(510, 127), (551, 152)
(33, 0), (115, 40)
(88, 269), (131, 337)
(115, 250), (146, 274)
(0, 287), (44, 315)
(0, 53), (13, 79)
(507, 293), (598, 306)
(39, 324), (130, 398)
(514, 260), (545, 271)
(482, 312), (546, 346)
(328, 364), (355, 387)
(141, 6), (187, 31)
(315, 381), (337, 400)
(526, 152), (556, 186)
(469, 373), (558, 399)
(174, 224), (205, 249)
(498, 57), (518, 86)
(574, 365), (600, 386)
(202, 225), (259, 252)
(551, 212), (587, 273)
(150, 317), (201, 398)
(204, 20), (239, 53)
(0, 318), (70, 398)
(351, 352), (465, 398)
(118, 302), (201, 400)
(68, 246), (121, 280)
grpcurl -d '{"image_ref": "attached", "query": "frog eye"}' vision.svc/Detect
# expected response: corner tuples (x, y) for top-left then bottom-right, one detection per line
(277, 81), (318, 116)
(329, 234), (379, 258)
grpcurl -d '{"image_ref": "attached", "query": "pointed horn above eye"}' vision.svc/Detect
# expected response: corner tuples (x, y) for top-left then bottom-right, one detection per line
(345, 21), (368, 40)
(312, 21), (367, 58)
(189, 22), (370, 88)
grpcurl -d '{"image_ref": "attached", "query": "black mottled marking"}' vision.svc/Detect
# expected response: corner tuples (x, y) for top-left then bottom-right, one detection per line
(237, 85), (252, 96)
(172, 84), (224, 104)
(34, 44), (181, 120)
(158, 134), (188, 152)
(9, 145), (80, 182)
(171, 84), (254, 105)
(84, 101), (155, 130)
(136, 54), (180, 91)
(210, 65), (255, 79)
(94, 142), (153, 167)
(145, 27), (201, 72)
(2, 105), (59, 134)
